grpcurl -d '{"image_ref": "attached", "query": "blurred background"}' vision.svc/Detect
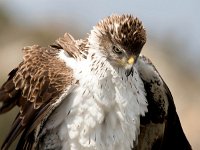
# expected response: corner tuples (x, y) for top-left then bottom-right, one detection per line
(0, 0), (199, 149)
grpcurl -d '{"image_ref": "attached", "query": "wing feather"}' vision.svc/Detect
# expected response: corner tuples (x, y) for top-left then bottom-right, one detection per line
(0, 33), (78, 150)
(136, 55), (191, 149)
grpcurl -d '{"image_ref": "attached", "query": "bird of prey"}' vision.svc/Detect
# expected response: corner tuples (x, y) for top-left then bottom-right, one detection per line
(0, 14), (191, 150)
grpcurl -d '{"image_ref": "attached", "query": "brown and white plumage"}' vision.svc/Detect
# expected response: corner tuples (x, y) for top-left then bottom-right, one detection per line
(0, 14), (191, 150)
(0, 41), (77, 149)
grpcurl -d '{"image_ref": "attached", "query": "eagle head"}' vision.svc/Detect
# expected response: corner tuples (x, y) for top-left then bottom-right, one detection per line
(88, 14), (146, 76)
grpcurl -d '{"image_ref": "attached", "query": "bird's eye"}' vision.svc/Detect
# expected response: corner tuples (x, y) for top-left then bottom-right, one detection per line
(112, 46), (122, 54)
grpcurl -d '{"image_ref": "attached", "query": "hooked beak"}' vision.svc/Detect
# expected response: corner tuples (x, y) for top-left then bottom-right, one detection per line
(125, 56), (135, 77)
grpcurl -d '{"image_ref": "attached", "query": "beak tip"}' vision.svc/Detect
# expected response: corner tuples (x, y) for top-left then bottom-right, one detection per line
(125, 67), (134, 77)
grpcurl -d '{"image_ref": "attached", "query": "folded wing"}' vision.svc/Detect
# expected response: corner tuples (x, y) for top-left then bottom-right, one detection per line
(0, 33), (79, 150)
(136, 55), (191, 150)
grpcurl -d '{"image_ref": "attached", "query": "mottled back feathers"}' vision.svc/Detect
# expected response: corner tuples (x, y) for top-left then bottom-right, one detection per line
(0, 34), (77, 150)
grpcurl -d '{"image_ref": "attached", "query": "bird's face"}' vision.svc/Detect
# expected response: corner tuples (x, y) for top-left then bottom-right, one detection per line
(89, 14), (146, 76)
(105, 43), (138, 76)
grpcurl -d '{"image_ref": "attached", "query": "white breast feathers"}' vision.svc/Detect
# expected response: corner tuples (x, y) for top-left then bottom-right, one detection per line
(57, 49), (148, 150)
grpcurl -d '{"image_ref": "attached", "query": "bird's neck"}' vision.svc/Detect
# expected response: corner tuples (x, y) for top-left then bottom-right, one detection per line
(69, 53), (148, 149)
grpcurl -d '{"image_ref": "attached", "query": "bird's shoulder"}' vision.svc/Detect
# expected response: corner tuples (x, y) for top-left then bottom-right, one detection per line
(0, 33), (79, 150)
(136, 55), (192, 150)
(136, 55), (169, 124)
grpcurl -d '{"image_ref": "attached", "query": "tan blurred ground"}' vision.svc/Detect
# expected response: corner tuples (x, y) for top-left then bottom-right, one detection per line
(0, 11), (199, 150)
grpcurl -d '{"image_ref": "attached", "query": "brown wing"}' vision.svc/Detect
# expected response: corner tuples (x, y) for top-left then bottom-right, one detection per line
(0, 34), (78, 150)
